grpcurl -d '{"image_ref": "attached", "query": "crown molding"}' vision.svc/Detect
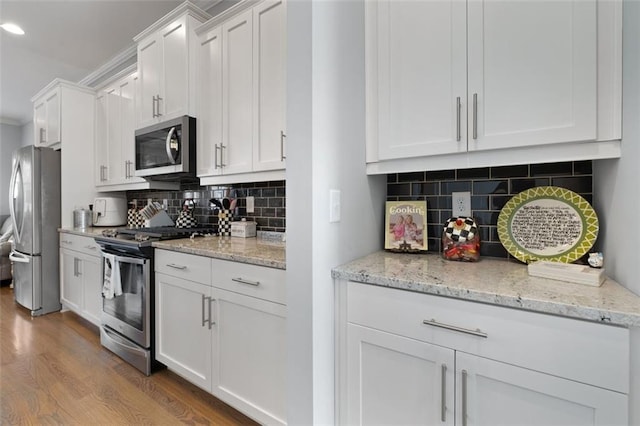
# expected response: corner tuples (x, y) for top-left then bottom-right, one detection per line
(79, 44), (138, 88)
(133, 1), (211, 43)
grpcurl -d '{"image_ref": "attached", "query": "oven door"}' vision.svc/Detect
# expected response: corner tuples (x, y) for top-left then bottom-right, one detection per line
(101, 251), (150, 348)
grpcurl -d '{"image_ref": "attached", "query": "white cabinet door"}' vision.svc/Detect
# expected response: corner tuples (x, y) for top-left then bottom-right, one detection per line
(95, 92), (109, 185)
(467, 0), (597, 151)
(137, 36), (162, 129)
(118, 74), (141, 182)
(60, 248), (83, 312)
(155, 273), (213, 392)
(347, 323), (455, 426)
(252, 0), (286, 172)
(456, 352), (628, 426)
(160, 17), (189, 121)
(106, 89), (123, 183)
(33, 100), (47, 147)
(80, 252), (102, 326)
(211, 286), (287, 426)
(372, 0), (467, 160)
(197, 26), (223, 177)
(33, 88), (61, 148)
(221, 10), (253, 175)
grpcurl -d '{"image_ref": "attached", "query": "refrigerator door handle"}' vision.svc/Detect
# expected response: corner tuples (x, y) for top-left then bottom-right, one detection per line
(9, 251), (30, 263)
(8, 158), (20, 242)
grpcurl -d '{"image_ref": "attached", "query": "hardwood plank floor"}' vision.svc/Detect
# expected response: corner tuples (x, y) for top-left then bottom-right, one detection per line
(0, 286), (259, 425)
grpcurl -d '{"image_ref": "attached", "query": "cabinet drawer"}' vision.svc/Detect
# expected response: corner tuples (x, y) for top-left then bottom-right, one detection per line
(211, 258), (285, 305)
(59, 233), (101, 256)
(346, 281), (629, 393)
(155, 249), (211, 285)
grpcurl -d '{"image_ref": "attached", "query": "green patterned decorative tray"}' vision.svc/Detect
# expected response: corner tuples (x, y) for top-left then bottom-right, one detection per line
(497, 186), (598, 264)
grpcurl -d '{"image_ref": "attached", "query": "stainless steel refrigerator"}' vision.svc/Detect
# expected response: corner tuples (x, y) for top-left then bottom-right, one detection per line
(9, 145), (61, 316)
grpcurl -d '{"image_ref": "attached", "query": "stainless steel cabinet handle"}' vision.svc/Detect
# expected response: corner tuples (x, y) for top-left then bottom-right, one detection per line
(201, 294), (209, 327)
(441, 364), (447, 422)
(220, 144), (226, 168)
(456, 97), (461, 142)
(156, 95), (163, 117)
(422, 319), (488, 338)
(85, 245), (97, 251)
(166, 263), (187, 270)
(61, 239), (72, 245)
(280, 130), (286, 161)
(462, 370), (468, 426)
(124, 160), (129, 178)
(472, 93), (478, 140)
(152, 96), (156, 118)
(208, 297), (216, 328)
(232, 277), (260, 287)
(39, 127), (46, 143)
(73, 257), (78, 277)
(214, 144), (220, 170)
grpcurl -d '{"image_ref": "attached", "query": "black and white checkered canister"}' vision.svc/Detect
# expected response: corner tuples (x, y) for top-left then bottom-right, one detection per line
(444, 217), (478, 243)
(127, 209), (145, 228)
(218, 210), (233, 236)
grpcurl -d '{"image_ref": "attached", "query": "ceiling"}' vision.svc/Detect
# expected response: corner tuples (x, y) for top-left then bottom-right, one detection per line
(0, 0), (219, 126)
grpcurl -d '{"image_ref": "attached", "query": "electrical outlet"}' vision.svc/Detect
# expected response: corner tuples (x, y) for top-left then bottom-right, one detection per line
(452, 191), (471, 217)
(246, 196), (255, 213)
(329, 189), (341, 223)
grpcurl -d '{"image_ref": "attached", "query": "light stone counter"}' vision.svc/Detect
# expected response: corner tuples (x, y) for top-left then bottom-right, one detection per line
(59, 227), (286, 269)
(59, 227), (108, 237)
(332, 251), (640, 327)
(153, 236), (285, 270)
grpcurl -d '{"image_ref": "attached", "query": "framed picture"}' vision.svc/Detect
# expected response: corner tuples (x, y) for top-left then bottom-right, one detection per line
(384, 201), (428, 252)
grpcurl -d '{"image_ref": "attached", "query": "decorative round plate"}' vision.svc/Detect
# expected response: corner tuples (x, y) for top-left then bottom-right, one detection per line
(497, 186), (598, 264)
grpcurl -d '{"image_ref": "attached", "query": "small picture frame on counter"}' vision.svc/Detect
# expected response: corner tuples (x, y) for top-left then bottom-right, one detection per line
(384, 201), (428, 252)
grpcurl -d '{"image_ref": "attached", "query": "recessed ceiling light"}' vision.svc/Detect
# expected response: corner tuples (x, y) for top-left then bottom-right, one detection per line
(0, 23), (25, 35)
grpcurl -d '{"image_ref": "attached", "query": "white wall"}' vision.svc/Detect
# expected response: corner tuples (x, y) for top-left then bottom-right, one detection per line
(21, 121), (33, 147)
(593, 0), (640, 423)
(286, 0), (386, 423)
(0, 122), (23, 216)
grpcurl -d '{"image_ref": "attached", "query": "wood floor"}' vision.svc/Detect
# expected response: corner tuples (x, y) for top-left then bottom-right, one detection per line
(0, 286), (258, 425)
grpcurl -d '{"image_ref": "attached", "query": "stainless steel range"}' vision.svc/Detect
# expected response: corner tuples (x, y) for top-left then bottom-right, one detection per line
(94, 225), (216, 375)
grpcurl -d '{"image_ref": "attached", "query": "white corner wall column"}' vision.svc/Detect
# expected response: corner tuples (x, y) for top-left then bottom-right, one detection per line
(593, 0), (640, 423)
(286, 0), (386, 423)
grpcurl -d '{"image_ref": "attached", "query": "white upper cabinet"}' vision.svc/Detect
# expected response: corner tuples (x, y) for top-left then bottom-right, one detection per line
(374, 0), (467, 160)
(94, 69), (179, 191)
(134, 3), (210, 129)
(196, 26), (223, 177)
(222, 9), (254, 175)
(33, 87), (61, 148)
(366, 0), (622, 173)
(196, 0), (287, 186)
(467, 0), (596, 151)
(253, 0), (287, 172)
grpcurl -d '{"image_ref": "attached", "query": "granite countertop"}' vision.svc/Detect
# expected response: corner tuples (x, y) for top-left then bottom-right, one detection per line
(152, 236), (286, 270)
(59, 227), (286, 269)
(59, 227), (107, 237)
(332, 251), (640, 327)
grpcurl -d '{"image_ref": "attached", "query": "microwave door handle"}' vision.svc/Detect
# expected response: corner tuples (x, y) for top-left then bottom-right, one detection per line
(166, 127), (177, 164)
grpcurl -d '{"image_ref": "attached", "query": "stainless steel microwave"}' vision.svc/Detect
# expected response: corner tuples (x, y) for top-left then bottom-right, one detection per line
(134, 116), (195, 179)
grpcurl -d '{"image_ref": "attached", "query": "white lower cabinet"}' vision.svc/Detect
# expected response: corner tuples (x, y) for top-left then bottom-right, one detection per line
(337, 280), (629, 426)
(347, 323), (455, 425)
(212, 287), (287, 425)
(155, 272), (213, 390)
(59, 234), (102, 325)
(154, 249), (287, 425)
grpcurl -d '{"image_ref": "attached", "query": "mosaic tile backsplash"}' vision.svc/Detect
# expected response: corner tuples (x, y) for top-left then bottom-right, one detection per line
(386, 161), (593, 259)
(127, 180), (286, 233)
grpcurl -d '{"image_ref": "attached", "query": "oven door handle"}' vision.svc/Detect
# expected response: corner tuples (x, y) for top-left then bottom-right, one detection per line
(109, 253), (148, 266)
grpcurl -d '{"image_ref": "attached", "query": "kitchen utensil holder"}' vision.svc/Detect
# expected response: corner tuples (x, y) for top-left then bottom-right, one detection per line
(218, 209), (233, 236)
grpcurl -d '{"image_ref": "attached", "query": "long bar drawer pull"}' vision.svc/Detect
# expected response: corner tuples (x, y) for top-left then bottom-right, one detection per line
(422, 319), (488, 338)
(232, 277), (260, 286)
(167, 263), (187, 270)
